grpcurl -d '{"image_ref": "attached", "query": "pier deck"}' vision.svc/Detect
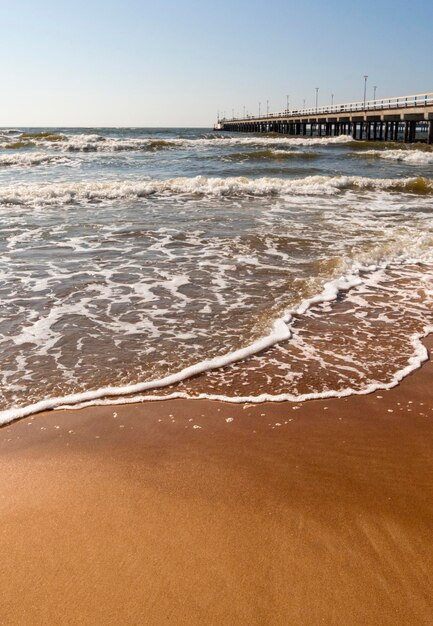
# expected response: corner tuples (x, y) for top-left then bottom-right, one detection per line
(219, 92), (433, 143)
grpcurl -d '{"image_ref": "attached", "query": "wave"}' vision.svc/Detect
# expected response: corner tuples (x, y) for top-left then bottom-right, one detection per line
(225, 149), (320, 161)
(0, 132), (173, 152)
(0, 152), (70, 168)
(55, 136), (175, 152)
(1, 263), (431, 425)
(1, 175), (431, 206)
(20, 131), (64, 142)
(1, 132), (354, 152)
(0, 317), (291, 424)
(1, 141), (36, 149)
(359, 149), (433, 165)
(194, 135), (354, 148)
(60, 328), (433, 410)
(211, 135), (353, 146)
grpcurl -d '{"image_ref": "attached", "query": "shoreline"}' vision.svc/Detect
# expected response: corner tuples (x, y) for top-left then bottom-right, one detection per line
(1, 338), (433, 624)
(2, 274), (433, 424)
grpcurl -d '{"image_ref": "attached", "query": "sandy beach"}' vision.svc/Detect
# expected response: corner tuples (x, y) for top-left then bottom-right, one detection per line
(0, 338), (432, 625)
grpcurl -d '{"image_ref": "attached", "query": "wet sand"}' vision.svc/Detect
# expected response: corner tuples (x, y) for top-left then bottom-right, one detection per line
(1, 340), (433, 625)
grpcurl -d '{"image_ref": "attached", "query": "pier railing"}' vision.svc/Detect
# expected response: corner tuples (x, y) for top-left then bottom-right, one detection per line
(222, 92), (433, 122)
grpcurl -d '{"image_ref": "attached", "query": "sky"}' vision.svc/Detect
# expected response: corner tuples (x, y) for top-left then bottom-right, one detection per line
(1, 0), (432, 127)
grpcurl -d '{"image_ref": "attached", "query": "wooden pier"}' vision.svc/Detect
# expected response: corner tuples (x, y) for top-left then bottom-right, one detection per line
(219, 92), (433, 143)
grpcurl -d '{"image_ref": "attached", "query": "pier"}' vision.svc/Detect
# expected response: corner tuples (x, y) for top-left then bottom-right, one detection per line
(218, 92), (433, 143)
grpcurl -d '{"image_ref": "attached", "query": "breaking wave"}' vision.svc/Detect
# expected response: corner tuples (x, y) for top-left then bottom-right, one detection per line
(0, 152), (71, 168)
(359, 149), (433, 165)
(55, 136), (175, 152)
(193, 135), (354, 147)
(1, 175), (431, 206)
(0, 132), (175, 152)
(0, 132), (355, 152)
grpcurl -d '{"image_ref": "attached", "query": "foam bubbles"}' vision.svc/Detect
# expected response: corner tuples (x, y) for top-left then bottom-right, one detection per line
(0, 175), (431, 207)
(3, 132), (354, 153)
(0, 152), (71, 168)
(359, 149), (433, 165)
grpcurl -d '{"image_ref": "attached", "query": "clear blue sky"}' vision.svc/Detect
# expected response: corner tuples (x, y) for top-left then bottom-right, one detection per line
(1, 0), (432, 127)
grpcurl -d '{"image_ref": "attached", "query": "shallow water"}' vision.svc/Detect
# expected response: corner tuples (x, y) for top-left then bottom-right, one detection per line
(0, 127), (432, 422)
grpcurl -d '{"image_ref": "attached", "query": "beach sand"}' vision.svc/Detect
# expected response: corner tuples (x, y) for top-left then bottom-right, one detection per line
(1, 340), (433, 625)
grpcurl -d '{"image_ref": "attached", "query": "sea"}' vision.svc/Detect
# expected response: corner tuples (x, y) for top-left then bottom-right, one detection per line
(1, 127), (433, 424)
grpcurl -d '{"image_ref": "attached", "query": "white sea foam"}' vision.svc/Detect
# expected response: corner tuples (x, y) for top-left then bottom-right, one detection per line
(58, 325), (433, 409)
(0, 152), (70, 168)
(0, 317), (291, 425)
(1, 258), (432, 425)
(203, 135), (354, 147)
(13, 132), (354, 152)
(54, 135), (173, 152)
(360, 149), (433, 165)
(0, 175), (431, 207)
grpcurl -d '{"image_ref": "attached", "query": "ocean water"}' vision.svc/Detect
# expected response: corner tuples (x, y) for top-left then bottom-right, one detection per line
(1, 127), (433, 423)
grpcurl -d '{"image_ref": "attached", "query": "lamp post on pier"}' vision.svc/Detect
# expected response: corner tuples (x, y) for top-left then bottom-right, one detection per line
(373, 85), (377, 100)
(363, 75), (368, 109)
(286, 94), (289, 112)
(315, 88), (319, 113)
(331, 93), (334, 106)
